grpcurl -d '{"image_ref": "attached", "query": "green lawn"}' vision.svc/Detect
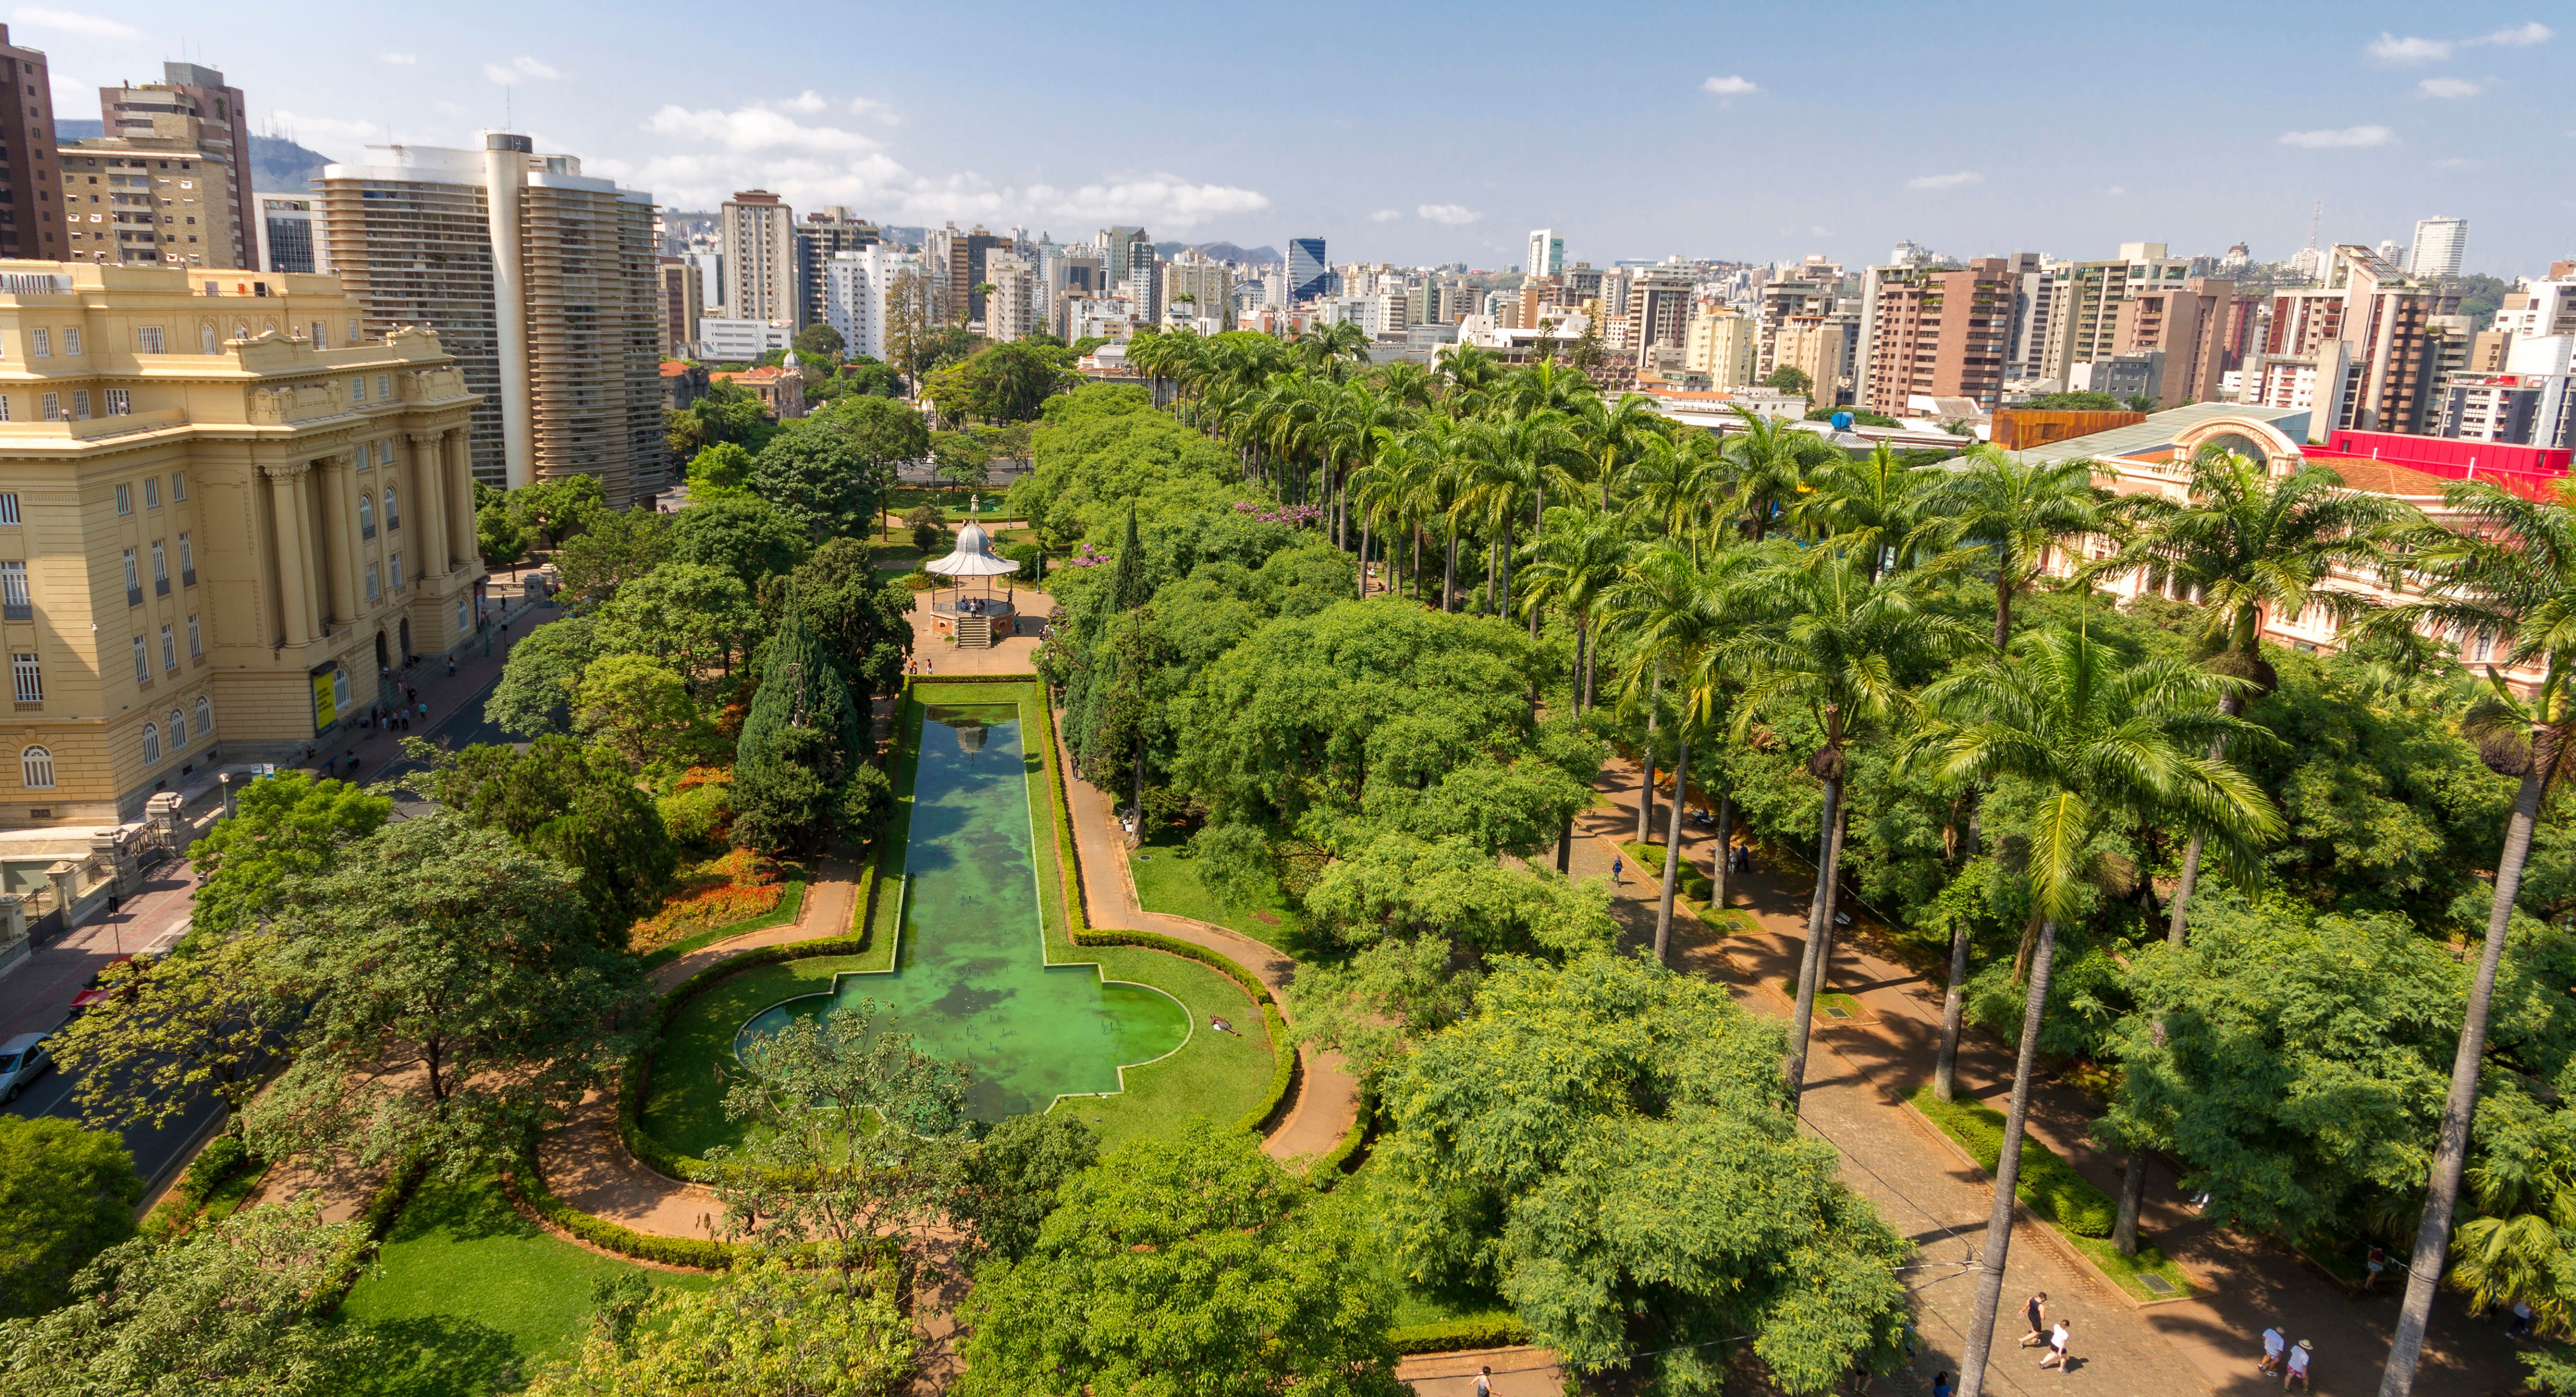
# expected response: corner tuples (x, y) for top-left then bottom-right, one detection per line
(334, 1176), (710, 1396)
(1129, 830), (1302, 951)
(1776, 979), (1867, 1020)
(641, 681), (1276, 1161)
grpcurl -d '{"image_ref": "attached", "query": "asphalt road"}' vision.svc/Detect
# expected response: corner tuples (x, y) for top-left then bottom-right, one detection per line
(5, 1050), (226, 1202)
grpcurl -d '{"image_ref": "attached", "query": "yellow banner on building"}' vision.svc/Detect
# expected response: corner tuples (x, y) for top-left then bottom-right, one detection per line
(312, 669), (338, 732)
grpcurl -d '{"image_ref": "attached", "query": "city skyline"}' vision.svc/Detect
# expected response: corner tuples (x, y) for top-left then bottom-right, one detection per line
(6, 0), (2569, 275)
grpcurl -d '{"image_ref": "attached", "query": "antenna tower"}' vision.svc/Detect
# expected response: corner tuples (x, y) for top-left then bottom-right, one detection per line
(2305, 199), (2322, 251)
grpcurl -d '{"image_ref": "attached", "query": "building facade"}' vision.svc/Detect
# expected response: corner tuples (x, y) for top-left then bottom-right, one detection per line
(0, 262), (485, 828)
(56, 119), (236, 269)
(1159, 249), (1234, 331)
(981, 248), (1037, 343)
(1681, 301), (1756, 386)
(0, 26), (61, 262)
(656, 255), (702, 354)
(791, 206), (877, 330)
(1526, 229), (1564, 278)
(821, 244), (921, 362)
(254, 192), (326, 275)
(97, 64), (257, 269)
(2407, 216), (2467, 281)
(1858, 257), (2014, 416)
(718, 190), (794, 323)
(1285, 236), (1327, 303)
(319, 136), (663, 505)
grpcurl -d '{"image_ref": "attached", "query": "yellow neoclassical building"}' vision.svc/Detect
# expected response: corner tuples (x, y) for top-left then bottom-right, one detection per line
(0, 260), (486, 828)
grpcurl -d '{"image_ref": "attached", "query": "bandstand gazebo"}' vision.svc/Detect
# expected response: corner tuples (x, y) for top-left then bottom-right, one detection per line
(923, 513), (1022, 648)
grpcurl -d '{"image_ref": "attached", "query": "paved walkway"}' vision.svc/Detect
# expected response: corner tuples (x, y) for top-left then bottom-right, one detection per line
(1576, 755), (2520, 1396)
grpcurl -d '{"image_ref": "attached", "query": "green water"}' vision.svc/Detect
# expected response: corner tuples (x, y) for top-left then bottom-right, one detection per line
(737, 704), (1191, 1121)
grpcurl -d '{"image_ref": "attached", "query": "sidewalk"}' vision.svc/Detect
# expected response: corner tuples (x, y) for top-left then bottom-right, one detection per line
(1574, 755), (2518, 1396)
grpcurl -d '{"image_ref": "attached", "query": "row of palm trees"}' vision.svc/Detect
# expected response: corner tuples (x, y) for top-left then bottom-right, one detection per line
(1123, 325), (2571, 1397)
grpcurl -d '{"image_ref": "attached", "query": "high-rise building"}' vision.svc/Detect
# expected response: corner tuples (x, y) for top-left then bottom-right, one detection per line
(1041, 244), (1106, 338)
(822, 244), (922, 361)
(1622, 266), (1694, 365)
(319, 135), (664, 505)
(2110, 278), (2237, 407)
(55, 118), (238, 269)
(0, 260), (488, 827)
(98, 63), (257, 269)
(981, 248), (1038, 343)
(1160, 248), (1234, 331)
(0, 27), (61, 261)
(2407, 216), (2468, 281)
(254, 193), (326, 275)
(1772, 313), (1859, 405)
(718, 190), (795, 323)
(2240, 244), (2460, 433)
(1285, 236), (1329, 302)
(792, 206), (878, 330)
(1681, 300), (1756, 386)
(657, 256), (703, 354)
(1858, 256), (2016, 416)
(926, 222), (1007, 327)
(1526, 229), (1564, 280)
(2033, 243), (2192, 384)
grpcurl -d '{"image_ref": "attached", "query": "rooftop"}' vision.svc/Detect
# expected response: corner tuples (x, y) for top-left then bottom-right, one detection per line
(2011, 403), (2313, 464)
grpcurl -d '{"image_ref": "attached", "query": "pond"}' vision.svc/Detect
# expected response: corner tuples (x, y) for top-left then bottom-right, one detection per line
(735, 704), (1191, 1121)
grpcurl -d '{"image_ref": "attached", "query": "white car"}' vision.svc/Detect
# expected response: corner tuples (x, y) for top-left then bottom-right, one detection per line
(0, 1032), (52, 1103)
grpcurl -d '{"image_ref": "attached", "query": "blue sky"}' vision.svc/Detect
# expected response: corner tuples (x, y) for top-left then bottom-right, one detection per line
(13, 0), (2570, 274)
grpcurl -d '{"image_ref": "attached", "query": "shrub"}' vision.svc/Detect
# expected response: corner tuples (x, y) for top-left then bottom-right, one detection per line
(657, 781), (733, 853)
(629, 849), (786, 953)
(178, 1134), (256, 1206)
(1387, 1315), (1530, 1355)
(1910, 1087), (2116, 1237)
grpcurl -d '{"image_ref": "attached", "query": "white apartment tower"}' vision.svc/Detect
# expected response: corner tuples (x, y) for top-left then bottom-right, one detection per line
(822, 244), (922, 362)
(1526, 229), (1564, 279)
(2407, 216), (2467, 281)
(720, 190), (796, 322)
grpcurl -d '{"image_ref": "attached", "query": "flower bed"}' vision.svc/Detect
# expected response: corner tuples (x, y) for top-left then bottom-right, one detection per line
(629, 850), (788, 954)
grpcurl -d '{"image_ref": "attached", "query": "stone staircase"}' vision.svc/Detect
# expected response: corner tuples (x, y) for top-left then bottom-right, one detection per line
(955, 614), (994, 648)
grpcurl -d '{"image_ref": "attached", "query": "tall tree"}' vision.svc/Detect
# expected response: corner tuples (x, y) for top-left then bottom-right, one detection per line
(1921, 444), (2115, 648)
(1905, 627), (2278, 1397)
(2371, 482), (2576, 1397)
(731, 607), (886, 853)
(0, 1117), (139, 1319)
(184, 770), (391, 938)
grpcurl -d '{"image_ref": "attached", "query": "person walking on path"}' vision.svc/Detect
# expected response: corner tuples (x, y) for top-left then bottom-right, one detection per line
(1472, 1367), (1491, 1397)
(2038, 1320), (2071, 1372)
(2283, 1339), (2312, 1391)
(2260, 1325), (2287, 1376)
(2017, 1292), (2049, 1347)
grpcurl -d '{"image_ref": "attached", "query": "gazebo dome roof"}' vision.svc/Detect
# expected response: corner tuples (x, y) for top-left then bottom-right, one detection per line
(924, 518), (1022, 577)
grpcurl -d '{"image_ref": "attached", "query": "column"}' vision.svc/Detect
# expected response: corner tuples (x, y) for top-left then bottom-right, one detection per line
(317, 455), (359, 627)
(291, 469), (326, 634)
(408, 432), (450, 578)
(262, 462), (315, 642)
(445, 430), (477, 571)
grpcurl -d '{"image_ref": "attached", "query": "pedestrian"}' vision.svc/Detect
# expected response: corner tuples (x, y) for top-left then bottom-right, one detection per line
(105, 893), (120, 918)
(2512, 1300), (2534, 1337)
(2017, 1291), (2049, 1347)
(2363, 1242), (2388, 1290)
(2039, 1320), (2071, 1372)
(2283, 1339), (2312, 1391)
(1930, 1374), (1953, 1397)
(447, 659), (457, 677)
(1611, 854), (1624, 883)
(1472, 1367), (1492, 1397)
(2259, 1325), (2286, 1376)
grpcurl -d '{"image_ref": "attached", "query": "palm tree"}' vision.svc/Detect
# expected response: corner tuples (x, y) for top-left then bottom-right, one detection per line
(1516, 507), (1631, 714)
(1921, 444), (2116, 649)
(1806, 443), (1943, 581)
(1909, 626), (2278, 1397)
(1729, 546), (1985, 1104)
(1716, 406), (1832, 540)
(1603, 543), (1737, 961)
(2369, 482), (2576, 1397)
(1570, 391), (1670, 511)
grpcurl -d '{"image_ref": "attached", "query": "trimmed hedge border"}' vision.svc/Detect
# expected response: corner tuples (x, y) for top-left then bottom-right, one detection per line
(510, 1146), (740, 1271)
(1909, 1086), (2117, 1238)
(1387, 1315), (1532, 1356)
(319, 1154), (430, 1313)
(638, 870), (809, 970)
(1311, 1088), (1375, 1184)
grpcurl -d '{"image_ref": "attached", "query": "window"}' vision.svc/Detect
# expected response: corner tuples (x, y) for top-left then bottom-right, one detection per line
(131, 635), (148, 684)
(186, 612), (200, 658)
(457, 597), (468, 632)
(376, 440), (393, 467)
(121, 547), (139, 604)
(347, 318), (360, 344)
(39, 393), (58, 420)
(365, 562), (379, 602)
(11, 655), (39, 705)
(390, 550), (402, 587)
(168, 707), (185, 744)
(30, 327), (48, 357)
(309, 320), (326, 347)
(70, 390), (88, 420)
(0, 494), (15, 525)
(358, 494), (374, 538)
(384, 488), (399, 529)
(233, 321), (247, 341)
(178, 533), (193, 585)
(150, 539), (167, 592)
(351, 375), (366, 403)
(142, 476), (158, 509)
(140, 721), (160, 765)
(19, 744), (52, 788)
(62, 328), (79, 355)
(199, 324), (216, 353)
(194, 696), (211, 734)
(0, 396), (11, 422)
(377, 374), (391, 400)
(159, 623), (174, 671)
(136, 325), (163, 353)
(115, 482), (131, 514)
(0, 561), (24, 619)
(105, 388), (128, 416)
(170, 472), (185, 501)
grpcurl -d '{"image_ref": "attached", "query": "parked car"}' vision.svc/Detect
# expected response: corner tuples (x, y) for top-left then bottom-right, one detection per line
(64, 954), (149, 1018)
(0, 1032), (51, 1102)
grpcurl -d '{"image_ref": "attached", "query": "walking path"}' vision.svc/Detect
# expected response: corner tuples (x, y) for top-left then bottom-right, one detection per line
(1575, 755), (2519, 1396)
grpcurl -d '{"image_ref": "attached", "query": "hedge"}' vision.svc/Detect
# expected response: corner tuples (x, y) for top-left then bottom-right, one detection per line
(1310, 1088), (1375, 1184)
(1909, 1086), (2117, 1238)
(1620, 840), (1712, 905)
(1387, 1315), (1531, 1355)
(319, 1154), (430, 1312)
(510, 1146), (740, 1271)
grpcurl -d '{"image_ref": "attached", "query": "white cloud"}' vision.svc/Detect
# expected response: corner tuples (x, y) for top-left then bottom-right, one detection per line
(1416, 203), (1480, 224)
(778, 90), (829, 114)
(1369, 208), (1403, 222)
(2279, 125), (2395, 148)
(484, 56), (559, 85)
(11, 6), (136, 38)
(2369, 32), (2451, 63)
(2418, 76), (2483, 98)
(2104, 184), (2128, 196)
(2432, 157), (2480, 169)
(2479, 21), (2552, 45)
(1906, 171), (1982, 191)
(378, 52), (416, 65)
(267, 110), (392, 147)
(846, 96), (900, 123)
(1809, 225), (1831, 236)
(1701, 75), (1760, 96)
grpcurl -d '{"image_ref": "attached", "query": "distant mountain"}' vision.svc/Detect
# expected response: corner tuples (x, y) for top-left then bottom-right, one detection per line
(1158, 240), (1277, 266)
(57, 120), (335, 192)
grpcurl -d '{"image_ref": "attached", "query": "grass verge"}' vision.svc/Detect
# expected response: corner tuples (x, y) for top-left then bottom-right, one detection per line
(1776, 979), (1867, 1020)
(334, 1175), (709, 1397)
(1128, 832), (1300, 950)
(1908, 1086), (2196, 1301)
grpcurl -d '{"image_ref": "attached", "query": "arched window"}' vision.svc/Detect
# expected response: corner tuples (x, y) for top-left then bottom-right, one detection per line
(141, 722), (161, 765)
(195, 696), (213, 734)
(169, 708), (186, 745)
(19, 745), (53, 789)
(383, 487), (399, 529)
(200, 323), (218, 353)
(233, 322), (249, 342)
(357, 494), (374, 536)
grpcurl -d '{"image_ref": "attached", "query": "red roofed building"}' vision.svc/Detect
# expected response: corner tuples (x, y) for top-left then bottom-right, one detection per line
(711, 359), (806, 421)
